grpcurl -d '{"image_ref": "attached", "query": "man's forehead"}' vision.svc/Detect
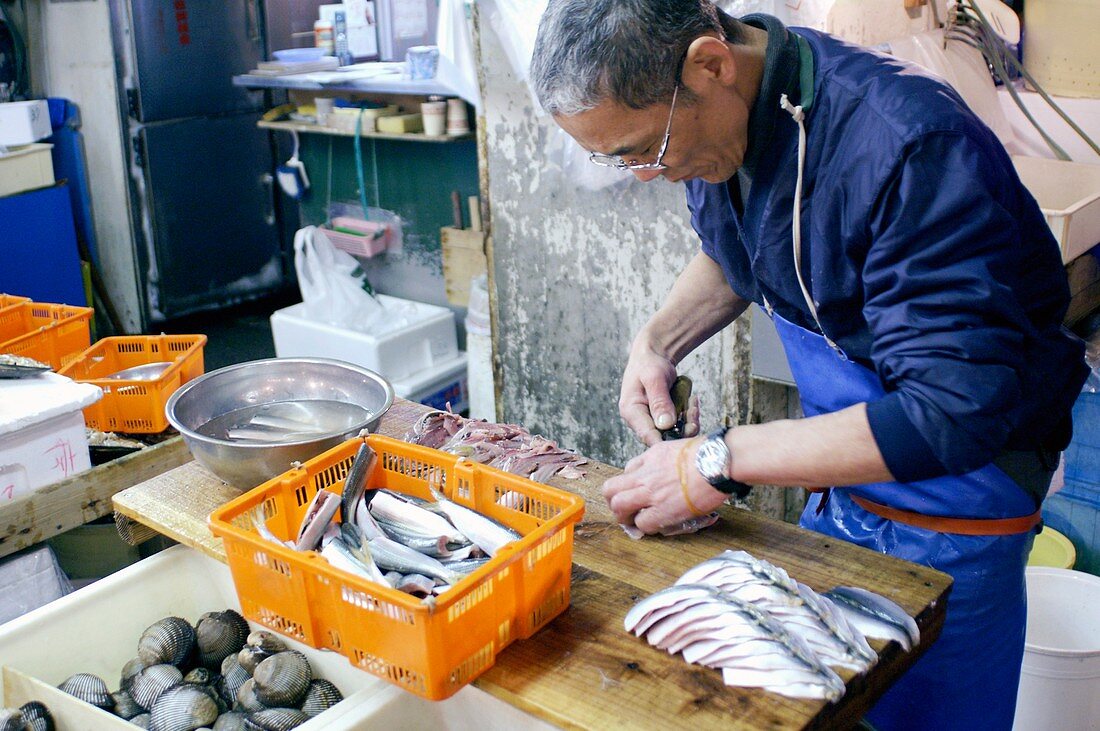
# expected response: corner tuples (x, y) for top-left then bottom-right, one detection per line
(554, 102), (656, 155)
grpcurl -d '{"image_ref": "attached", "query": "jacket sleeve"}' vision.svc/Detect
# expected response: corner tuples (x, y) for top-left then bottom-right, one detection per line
(862, 131), (1034, 482)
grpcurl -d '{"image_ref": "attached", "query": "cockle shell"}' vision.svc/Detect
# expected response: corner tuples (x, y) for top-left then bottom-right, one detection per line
(58, 673), (113, 709)
(19, 702), (54, 731)
(299, 679), (343, 717)
(212, 711), (248, 731)
(149, 684), (219, 731)
(183, 667), (217, 686)
(130, 664), (184, 711)
(218, 655), (250, 707)
(0, 708), (23, 731)
(132, 713), (152, 729)
(234, 679), (266, 713)
(121, 656), (150, 693)
(237, 632), (286, 675)
(196, 611), (250, 670)
(242, 708), (309, 731)
(251, 652), (310, 708)
(138, 617), (197, 667)
(111, 689), (144, 720)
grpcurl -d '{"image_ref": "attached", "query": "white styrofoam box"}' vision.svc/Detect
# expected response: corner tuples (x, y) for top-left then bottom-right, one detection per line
(0, 373), (101, 501)
(1012, 156), (1100, 263)
(0, 545), (554, 730)
(0, 100), (52, 147)
(392, 353), (468, 413)
(0, 544), (71, 625)
(0, 143), (55, 198)
(271, 296), (459, 382)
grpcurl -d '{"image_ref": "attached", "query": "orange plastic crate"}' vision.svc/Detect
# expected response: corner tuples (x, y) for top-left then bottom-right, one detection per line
(57, 335), (207, 433)
(0, 302), (93, 369)
(0, 293), (30, 313)
(209, 434), (586, 701)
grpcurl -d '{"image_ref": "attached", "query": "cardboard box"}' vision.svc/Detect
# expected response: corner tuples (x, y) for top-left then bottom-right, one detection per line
(0, 143), (55, 197)
(0, 101), (51, 146)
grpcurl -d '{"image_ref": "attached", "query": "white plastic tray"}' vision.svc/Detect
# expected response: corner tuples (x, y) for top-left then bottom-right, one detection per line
(0, 545), (553, 729)
(1012, 155), (1100, 263)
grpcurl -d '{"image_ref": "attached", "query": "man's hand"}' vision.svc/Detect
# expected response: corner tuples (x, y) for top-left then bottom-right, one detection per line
(602, 438), (727, 534)
(619, 341), (700, 447)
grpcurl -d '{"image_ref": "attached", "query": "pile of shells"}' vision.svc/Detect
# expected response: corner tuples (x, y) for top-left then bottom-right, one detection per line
(0, 701), (54, 731)
(56, 610), (344, 730)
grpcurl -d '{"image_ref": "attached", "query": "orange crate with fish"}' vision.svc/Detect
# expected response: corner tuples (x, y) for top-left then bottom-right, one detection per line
(208, 434), (585, 701)
(0, 302), (93, 369)
(57, 334), (207, 433)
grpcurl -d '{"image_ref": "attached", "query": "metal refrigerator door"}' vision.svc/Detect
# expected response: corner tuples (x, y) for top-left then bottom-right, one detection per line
(128, 0), (265, 122)
(137, 113), (283, 321)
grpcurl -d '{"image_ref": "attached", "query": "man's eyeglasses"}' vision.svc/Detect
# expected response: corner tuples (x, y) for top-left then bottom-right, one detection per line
(589, 85), (679, 172)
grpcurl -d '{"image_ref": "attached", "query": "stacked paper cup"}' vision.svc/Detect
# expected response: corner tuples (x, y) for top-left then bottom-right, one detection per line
(447, 98), (470, 135)
(421, 98), (447, 136)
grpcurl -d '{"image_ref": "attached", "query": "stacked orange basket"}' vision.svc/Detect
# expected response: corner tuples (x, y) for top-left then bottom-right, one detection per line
(58, 334), (206, 433)
(209, 434), (585, 700)
(0, 301), (93, 369)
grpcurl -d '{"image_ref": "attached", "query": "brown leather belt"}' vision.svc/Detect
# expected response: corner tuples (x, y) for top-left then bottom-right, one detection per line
(849, 494), (1042, 536)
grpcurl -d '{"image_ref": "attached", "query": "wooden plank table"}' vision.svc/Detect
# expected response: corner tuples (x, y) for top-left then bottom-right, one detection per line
(113, 398), (951, 730)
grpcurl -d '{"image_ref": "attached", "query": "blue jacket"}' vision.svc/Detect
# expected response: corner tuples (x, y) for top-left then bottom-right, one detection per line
(687, 24), (1088, 483)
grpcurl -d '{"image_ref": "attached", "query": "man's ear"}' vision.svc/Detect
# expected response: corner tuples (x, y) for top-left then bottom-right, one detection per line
(682, 35), (737, 91)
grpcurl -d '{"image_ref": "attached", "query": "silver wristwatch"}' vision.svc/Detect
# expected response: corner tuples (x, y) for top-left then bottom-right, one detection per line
(695, 427), (752, 497)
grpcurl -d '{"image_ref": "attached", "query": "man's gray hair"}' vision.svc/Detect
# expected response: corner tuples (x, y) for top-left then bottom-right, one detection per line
(530, 0), (739, 116)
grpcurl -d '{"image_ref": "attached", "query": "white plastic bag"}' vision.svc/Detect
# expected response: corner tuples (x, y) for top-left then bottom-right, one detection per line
(293, 225), (386, 333)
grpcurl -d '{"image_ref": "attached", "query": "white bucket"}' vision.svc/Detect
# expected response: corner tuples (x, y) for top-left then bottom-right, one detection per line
(1013, 567), (1100, 730)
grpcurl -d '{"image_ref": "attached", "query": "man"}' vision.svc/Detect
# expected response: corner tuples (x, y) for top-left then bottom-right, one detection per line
(530, 1), (1088, 729)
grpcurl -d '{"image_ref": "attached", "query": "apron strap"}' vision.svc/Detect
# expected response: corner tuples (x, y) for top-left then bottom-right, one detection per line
(849, 494), (1041, 536)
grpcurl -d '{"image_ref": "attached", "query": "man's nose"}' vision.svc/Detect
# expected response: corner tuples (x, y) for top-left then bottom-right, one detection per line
(632, 169), (663, 183)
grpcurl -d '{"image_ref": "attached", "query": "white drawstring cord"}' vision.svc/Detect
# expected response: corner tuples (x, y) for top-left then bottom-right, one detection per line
(780, 93), (840, 353)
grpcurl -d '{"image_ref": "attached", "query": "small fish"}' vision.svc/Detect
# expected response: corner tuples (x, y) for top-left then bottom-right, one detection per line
(823, 586), (919, 651)
(438, 556), (492, 575)
(341, 443), (377, 525)
(366, 535), (461, 585)
(393, 573), (436, 596)
(320, 539), (389, 586)
(373, 514), (463, 557)
(426, 479), (520, 557)
(295, 489), (341, 551)
(252, 512), (294, 549)
(369, 491), (468, 545)
(226, 427), (323, 442)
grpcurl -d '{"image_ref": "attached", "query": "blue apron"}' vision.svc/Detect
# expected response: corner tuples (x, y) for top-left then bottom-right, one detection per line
(771, 312), (1035, 730)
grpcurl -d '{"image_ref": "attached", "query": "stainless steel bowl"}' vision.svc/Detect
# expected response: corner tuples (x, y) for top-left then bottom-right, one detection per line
(165, 357), (394, 488)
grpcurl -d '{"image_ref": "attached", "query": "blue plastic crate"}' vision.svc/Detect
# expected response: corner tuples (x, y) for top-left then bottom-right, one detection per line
(1064, 391), (1100, 484)
(1042, 478), (1100, 576)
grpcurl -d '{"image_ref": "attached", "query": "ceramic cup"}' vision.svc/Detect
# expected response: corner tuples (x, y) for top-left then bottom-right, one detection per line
(446, 98), (469, 135)
(421, 100), (447, 136)
(314, 97), (335, 126)
(406, 45), (440, 80)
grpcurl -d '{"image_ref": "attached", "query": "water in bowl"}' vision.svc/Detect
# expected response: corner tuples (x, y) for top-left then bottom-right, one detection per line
(197, 400), (373, 443)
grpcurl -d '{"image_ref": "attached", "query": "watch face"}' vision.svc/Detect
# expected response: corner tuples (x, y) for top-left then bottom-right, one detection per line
(697, 438), (728, 480)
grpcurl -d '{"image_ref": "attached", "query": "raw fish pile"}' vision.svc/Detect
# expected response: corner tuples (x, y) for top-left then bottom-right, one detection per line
(56, 611), (343, 729)
(625, 550), (920, 702)
(405, 411), (587, 483)
(257, 443), (522, 598)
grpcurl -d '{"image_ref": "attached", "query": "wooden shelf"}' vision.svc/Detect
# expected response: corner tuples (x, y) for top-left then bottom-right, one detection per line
(258, 118), (473, 143)
(233, 72), (458, 97)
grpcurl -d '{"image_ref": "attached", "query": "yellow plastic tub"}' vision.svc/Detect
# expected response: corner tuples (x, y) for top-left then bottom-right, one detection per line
(1028, 527), (1077, 569)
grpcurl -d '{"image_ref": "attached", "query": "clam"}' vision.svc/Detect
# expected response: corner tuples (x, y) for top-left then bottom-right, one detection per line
(19, 702), (54, 731)
(212, 711), (248, 731)
(299, 679), (343, 717)
(58, 672), (113, 709)
(183, 667), (217, 686)
(130, 664), (184, 711)
(251, 652), (310, 708)
(237, 632), (286, 675)
(218, 655), (250, 707)
(196, 611), (250, 670)
(138, 617), (197, 667)
(0, 708), (23, 731)
(234, 679), (266, 713)
(132, 713), (152, 729)
(242, 708), (309, 731)
(149, 684), (219, 731)
(112, 689), (144, 720)
(121, 656), (150, 693)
